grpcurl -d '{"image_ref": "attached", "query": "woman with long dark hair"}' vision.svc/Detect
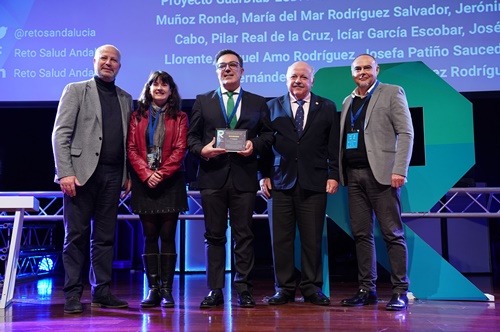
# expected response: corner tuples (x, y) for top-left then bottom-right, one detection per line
(127, 71), (188, 308)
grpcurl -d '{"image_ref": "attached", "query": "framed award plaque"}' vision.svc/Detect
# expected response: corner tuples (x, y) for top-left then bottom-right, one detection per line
(215, 128), (247, 152)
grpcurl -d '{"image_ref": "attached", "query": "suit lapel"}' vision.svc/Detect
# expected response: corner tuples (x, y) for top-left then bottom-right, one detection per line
(236, 90), (248, 128)
(87, 79), (102, 127)
(364, 83), (382, 128)
(303, 93), (320, 134)
(279, 94), (298, 133)
(280, 94), (294, 119)
(116, 86), (130, 136)
(340, 98), (350, 137)
(212, 89), (227, 127)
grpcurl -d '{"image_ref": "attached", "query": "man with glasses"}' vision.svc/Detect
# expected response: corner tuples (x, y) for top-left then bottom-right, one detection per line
(187, 49), (273, 308)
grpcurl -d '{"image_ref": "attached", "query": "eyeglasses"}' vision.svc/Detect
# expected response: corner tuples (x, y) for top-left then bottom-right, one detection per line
(216, 61), (240, 70)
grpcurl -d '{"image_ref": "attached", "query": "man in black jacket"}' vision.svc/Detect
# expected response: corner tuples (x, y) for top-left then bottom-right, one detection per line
(187, 49), (273, 308)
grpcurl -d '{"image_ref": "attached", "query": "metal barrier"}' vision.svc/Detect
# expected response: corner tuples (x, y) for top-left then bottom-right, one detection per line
(1, 188), (499, 281)
(402, 187), (500, 218)
(0, 191), (269, 280)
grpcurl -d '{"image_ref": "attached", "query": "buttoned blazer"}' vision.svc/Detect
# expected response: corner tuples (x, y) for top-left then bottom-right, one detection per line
(52, 78), (133, 186)
(339, 82), (414, 186)
(187, 89), (273, 191)
(263, 92), (340, 192)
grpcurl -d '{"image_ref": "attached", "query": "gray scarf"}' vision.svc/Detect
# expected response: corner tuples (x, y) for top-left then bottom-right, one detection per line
(150, 104), (167, 160)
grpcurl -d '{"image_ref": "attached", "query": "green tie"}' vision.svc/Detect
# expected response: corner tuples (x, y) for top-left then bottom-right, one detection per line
(226, 91), (237, 129)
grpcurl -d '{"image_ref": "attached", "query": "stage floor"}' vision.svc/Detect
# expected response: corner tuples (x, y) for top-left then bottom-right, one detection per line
(1, 271), (499, 331)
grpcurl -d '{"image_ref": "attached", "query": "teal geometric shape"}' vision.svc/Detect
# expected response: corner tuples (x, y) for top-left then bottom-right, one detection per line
(316, 62), (486, 300)
(326, 191), (487, 301)
(314, 61), (475, 213)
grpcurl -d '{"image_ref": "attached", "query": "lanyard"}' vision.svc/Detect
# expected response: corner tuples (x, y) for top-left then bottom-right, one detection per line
(148, 105), (162, 147)
(217, 88), (243, 128)
(349, 80), (379, 129)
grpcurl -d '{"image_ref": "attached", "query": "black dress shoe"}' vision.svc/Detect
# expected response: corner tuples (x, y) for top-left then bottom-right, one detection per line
(386, 293), (408, 311)
(237, 291), (256, 308)
(341, 289), (378, 306)
(268, 291), (294, 305)
(91, 293), (128, 308)
(200, 289), (224, 308)
(304, 291), (331, 306)
(64, 296), (83, 314)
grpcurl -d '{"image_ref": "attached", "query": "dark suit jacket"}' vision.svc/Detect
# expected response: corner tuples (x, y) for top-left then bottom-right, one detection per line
(187, 89), (273, 191)
(263, 93), (340, 192)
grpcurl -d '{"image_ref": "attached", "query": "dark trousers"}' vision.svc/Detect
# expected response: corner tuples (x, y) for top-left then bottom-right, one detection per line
(268, 182), (327, 297)
(200, 175), (255, 294)
(347, 167), (409, 293)
(62, 164), (123, 299)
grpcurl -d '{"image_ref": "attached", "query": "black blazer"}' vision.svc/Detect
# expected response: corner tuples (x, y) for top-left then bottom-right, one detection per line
(187, 89), (274, 191)
(262, 92), (340, 192)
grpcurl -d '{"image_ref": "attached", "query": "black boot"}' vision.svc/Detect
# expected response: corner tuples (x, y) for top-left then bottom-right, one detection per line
(160, 253), (177, 308)
(141, 254), (161, 307)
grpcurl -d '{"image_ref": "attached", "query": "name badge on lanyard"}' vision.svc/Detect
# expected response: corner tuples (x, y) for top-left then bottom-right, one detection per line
(346, 80), (379, 150)
(346, 130), (359, 149)
(217, 88), (243, 128)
